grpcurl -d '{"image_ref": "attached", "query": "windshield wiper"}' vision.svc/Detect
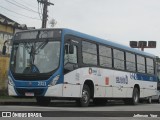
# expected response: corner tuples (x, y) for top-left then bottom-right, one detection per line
(35, 39), (49, 54)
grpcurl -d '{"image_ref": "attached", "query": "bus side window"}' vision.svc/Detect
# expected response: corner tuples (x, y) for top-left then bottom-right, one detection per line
(64, 44), (78, 74)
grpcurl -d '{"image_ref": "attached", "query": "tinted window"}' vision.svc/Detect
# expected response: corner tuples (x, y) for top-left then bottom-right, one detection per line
(99, 45), (112, 68)
(126, 52), (136, 71)
(82, 41), (97, 65)
(113, 49), (124, 70)
(137, 55), (145, 73)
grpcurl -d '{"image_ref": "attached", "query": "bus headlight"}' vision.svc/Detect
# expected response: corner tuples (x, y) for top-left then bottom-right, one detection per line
(48, 75), (60, 87)
(8, 76), (14, 86)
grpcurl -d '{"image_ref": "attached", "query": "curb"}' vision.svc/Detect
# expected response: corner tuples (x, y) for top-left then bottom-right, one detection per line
(0, 99), (76, 105)
(0, 101), (36, 105)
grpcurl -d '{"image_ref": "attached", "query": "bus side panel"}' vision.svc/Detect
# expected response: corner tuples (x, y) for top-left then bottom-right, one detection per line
(140, 80), (157, 98)
(80, 68), (113, 98)
(94, 68), (113, 98)
(126, 88), (133, 98)
(63, 70), (82, 97)
(113, 71), (130, 98)
(94, 86), (106, 97)
(92, 68), (108, 98)
(62, 84), (81, 97)
(45, 84), (63, 97)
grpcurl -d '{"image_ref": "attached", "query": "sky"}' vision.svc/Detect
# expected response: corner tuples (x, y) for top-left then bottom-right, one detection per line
(0, 0), (160, 57)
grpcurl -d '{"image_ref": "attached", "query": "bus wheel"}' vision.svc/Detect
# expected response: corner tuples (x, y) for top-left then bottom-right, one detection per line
(131, 87), (139, 105)
(124, 88), (139, 105)
(157, 96), (160, 103)
(36, 97), (51, 106)
(76, 84), (90, 107)
(147, 97), (152, 104)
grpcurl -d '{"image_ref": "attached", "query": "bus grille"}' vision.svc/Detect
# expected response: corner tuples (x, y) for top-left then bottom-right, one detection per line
(16, 88), (45, 96)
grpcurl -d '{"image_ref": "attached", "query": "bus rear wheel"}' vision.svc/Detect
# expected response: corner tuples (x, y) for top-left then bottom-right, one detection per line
(157, 96), (160, 103)
(131, 87), (139, 105)
(147, 97), (152, 104)
(124, 87), (139, 105)
(76, 84), (90, 107)
(36, 97), (51, 106)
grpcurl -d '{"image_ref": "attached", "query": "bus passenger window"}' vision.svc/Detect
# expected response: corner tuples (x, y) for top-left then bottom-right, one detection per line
(113, 49), (124, 70)
(126, 52), (136, 72)
(99, 45), (112, 68)
(82, 41), (97, 65)
(137, 55), (145, 73)
(146, 58), (154, 74)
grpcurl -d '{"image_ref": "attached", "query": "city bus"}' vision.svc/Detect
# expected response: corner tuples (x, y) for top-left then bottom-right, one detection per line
(5, 28), (157, 107)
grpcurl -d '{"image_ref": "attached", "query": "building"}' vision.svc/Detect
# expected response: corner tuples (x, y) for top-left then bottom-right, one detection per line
(0, 14), (35, 94)
(0, 14), (35, 54)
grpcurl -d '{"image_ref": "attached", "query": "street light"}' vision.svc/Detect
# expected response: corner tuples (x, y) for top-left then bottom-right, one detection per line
(130, 41), (156, 51)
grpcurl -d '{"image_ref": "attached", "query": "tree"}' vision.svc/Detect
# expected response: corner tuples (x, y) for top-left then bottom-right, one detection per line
(49, 18), (57, 28)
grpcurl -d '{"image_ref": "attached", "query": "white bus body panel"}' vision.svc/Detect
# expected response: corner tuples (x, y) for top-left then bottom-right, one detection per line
(8, 84), (17, 96)
(62, 67), (157, 99)
(45, 84), (63, 97)
(8, 67), (157, 99)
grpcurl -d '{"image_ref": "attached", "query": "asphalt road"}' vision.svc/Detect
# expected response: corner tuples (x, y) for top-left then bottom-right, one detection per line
(0, 101), (160, 120)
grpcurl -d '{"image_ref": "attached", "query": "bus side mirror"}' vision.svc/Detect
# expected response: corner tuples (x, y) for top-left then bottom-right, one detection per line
(69, 45), (74, 54)
(2, 45), (6, 55)
(65, 45), (69, 54)
(65, 45), (74, 54)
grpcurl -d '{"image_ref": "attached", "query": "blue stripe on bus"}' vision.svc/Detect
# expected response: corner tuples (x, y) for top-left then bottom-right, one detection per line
(135, 73), (157, 82)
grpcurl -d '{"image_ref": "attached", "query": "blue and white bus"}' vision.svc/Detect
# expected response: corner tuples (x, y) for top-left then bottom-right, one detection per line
(6, 28), (157, 107)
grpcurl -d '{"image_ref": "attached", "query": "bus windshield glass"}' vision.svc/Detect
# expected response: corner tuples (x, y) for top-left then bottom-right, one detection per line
(10, 30), (61, 74)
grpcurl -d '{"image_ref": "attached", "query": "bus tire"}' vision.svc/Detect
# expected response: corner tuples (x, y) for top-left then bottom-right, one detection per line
(131, 87), (139, 105)
(147, 97), (152, 104)
(157, 96), (160, 103)
(124, 88), (139, 105)
(36, 97), (51, 106)
(76, 84), (90, 107)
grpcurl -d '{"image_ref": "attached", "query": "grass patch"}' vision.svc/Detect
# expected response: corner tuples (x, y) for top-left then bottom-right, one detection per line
(0, 95), (12, 99)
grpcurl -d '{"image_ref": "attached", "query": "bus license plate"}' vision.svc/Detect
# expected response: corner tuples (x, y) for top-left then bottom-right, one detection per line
(25, 92), (34, 96)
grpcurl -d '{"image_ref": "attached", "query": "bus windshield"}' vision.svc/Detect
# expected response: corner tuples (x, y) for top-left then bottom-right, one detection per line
(10, 30), (61, 74)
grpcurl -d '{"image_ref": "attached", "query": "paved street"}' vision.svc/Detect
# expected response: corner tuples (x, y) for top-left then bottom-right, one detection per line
(0, 100), (160, 119)
(0, 100), (160, 111)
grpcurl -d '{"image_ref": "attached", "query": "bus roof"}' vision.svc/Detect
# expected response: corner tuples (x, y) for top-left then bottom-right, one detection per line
(15, 28), (156, 58)
(62, 28), (156, 58)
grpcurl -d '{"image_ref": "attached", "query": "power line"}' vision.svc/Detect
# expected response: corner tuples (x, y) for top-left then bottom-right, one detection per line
(12, 0), (38, 12)
(0, 5), (41, 20)
(38, 2), (42, 20)
(19, 0), (36, 8)
(5, 0), (41, 14)
(39, 3), (43, 15)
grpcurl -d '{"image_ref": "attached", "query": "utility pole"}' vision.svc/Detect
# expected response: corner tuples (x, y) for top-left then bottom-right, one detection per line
(37, 0), (54, 28)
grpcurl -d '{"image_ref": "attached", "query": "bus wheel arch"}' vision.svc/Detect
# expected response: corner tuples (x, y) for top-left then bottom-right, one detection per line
(124, 84), (140, 105)
(83, 80), (94, 99)
(76, 80), (94, 107)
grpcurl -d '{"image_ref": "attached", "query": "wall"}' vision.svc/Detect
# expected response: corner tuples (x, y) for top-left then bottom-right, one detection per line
(0, 24), (13, 54)
(0, 56), (9, 94)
